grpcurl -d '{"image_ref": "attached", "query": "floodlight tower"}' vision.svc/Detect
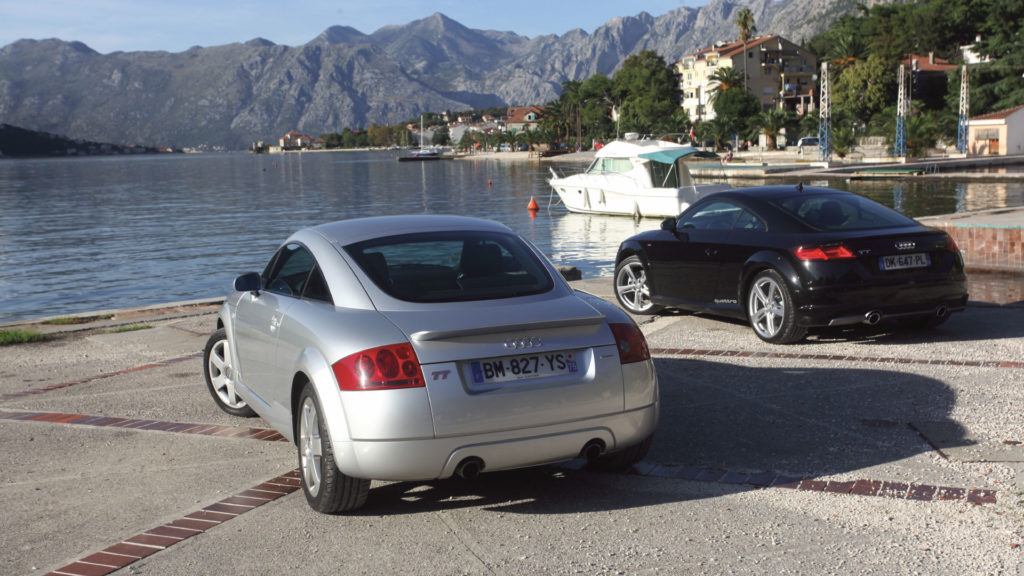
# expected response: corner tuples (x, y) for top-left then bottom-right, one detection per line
(818, 62), (831, 162)
(957, 64), (970, 153)
(894, 64), (907, 158)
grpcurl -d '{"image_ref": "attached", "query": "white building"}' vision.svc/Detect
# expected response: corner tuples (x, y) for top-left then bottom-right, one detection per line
(968, 104), (1024, 156)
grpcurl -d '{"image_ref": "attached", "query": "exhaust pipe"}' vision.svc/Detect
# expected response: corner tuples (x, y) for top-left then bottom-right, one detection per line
(580, 440), (606, 463)
(454, 457), (484, 480)
(935, 305), (949, 319)
(864, 310), (883, 326)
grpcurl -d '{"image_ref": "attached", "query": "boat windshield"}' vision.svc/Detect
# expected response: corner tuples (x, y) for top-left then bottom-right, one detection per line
(586, 157), (633, 175)
(648, 159), (695, 189)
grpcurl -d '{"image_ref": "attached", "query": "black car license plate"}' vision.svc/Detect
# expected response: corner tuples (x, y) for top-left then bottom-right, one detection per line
(880, 252), (930, 271)
(470, 352), (579, 385)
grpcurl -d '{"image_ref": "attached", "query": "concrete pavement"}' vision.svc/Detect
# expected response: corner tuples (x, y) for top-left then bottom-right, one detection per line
(1, 278), (1023, 575)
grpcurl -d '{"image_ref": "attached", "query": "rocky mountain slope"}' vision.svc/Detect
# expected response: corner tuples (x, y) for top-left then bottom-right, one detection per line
(0, 0), (863, 149)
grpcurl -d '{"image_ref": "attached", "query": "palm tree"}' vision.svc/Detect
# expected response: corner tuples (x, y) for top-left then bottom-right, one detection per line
(707, 66), (745, 106)
(735, 8), (756, 92)
(756, 109), (791, 150)
(829, 31), (866, 72)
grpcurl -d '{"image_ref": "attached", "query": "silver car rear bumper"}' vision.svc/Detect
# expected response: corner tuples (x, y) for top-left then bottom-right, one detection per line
(328, 403), (658, 481)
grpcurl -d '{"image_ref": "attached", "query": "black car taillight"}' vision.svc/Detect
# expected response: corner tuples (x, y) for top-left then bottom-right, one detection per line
(333, 343), (424, 390)
(793, 244), (856, 261)
(610, 323), (650, 364)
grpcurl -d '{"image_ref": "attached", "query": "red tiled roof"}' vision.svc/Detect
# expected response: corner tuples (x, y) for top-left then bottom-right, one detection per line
(902, 53), (957, 72)
(972, 104), (1024, 121)
(682, 35), (781, 61)
(507, 106), (545, 123)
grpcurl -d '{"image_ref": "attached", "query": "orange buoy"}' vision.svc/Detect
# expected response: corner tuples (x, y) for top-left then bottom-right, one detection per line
(527, 197), (539, 211)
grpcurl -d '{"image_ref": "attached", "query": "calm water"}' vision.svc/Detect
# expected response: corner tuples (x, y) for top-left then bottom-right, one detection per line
(1, 151), (1022, 322)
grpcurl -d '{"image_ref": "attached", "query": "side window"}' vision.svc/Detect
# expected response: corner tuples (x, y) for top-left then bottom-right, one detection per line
(302, 264), (333, 304)
(263, 243), (316, 298)
(734, 209), (766, 231)
(678, 201), (742, 231)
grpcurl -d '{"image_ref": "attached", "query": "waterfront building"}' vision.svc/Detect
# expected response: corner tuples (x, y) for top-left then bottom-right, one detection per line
(675, 35), (817, 122)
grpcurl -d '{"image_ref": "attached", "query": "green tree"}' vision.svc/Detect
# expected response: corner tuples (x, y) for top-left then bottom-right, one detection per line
(707, 66), (745, 107)
(756, 108), (792, 150)
(712, 88), (761, 142)
(431, 124), (451, 146)
(579, 73), (617, 139)
(832, 54), (896, 122)
(612, 50), (682, 135)
(831, 125), (857, 158)
(735, 8), (756, 92)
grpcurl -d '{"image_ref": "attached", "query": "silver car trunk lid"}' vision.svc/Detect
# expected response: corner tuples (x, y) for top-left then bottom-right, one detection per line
(380, 294), (625, 437)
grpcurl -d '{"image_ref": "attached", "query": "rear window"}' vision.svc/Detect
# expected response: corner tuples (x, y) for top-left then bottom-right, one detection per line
(345, 231), (554, 302)
(771, 193), (916, 231)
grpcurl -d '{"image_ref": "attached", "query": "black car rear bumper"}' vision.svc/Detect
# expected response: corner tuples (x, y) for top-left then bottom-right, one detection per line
(796, 279), (968, 328)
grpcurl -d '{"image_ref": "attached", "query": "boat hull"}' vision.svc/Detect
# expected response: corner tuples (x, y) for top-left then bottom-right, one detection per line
(549, 176), (730, 218)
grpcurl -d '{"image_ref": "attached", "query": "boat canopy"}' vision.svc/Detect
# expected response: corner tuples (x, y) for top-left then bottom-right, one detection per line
(637, 147), (700, 165)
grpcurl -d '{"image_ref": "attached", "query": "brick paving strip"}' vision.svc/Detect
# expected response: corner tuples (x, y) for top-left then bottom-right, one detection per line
(0, 348), (1004, 574)
(41, 470), (302, 576)
(0, 352), (203, 402)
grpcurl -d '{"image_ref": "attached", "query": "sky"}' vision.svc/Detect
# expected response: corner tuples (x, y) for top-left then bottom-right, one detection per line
(0, 0), (707, 54)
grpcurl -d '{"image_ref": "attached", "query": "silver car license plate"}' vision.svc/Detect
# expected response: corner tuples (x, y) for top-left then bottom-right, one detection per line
(470, 352), (579, 385)
(880, 252), (930, 271)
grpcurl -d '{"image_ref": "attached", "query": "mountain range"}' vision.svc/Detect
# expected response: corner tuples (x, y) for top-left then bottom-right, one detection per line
(0, 0), (864, 150)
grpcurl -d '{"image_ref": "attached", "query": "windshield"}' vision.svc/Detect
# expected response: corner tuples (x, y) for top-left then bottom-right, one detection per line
(345, 231), (554, 302)
(771, 193), (916, 231)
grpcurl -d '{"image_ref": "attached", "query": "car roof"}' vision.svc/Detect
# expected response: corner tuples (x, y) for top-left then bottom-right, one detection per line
(310, 215), (513, 246)
(704, 185), (848, 203)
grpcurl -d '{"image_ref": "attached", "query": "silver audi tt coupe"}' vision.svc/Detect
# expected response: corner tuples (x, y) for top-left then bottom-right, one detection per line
(203, 215), (659, 513)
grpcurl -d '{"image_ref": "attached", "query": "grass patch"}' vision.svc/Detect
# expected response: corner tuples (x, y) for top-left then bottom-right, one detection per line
(0, 328), (52, 346)
(43, 314), (113, 325)
(107, 324), (152, 333)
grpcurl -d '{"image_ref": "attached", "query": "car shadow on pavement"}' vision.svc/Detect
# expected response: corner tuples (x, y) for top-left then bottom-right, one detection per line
(662, 305), (1024, 346)
(346, 356), (963, 516)
(356, 465), (697, 516)
(648, 358), (964, 479)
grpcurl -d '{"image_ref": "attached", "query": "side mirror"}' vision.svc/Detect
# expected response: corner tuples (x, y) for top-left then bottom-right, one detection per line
(660, 217), (677, 232)
(234, 272), (262, 294)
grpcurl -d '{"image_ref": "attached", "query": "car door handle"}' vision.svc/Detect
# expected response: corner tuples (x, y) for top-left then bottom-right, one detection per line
(270, 314), (283, 333)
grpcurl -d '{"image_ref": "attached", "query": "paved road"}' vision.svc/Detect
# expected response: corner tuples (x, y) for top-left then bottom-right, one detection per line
(1, 281), (1022, 575)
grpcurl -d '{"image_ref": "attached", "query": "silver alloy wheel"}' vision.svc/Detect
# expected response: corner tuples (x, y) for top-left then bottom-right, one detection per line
(748, 274), (786, 339)
(299, 396), (323, 498)
(207, 338), (247, 409)
(616, 260), (654, 313)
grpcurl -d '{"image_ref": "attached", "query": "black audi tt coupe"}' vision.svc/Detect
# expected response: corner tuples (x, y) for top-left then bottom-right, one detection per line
(613, 185), (968, 343)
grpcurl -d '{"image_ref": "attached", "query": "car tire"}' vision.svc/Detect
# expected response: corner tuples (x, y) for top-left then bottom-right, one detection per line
(614, 256), (663, 315)
(589, 435), (653, 472)
(747, 269), (807, 344)
(203, 329), (257, 417)
(297, 383), (370, 514)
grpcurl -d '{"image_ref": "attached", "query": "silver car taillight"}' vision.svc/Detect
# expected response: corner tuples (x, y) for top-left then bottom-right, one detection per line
(332, 343), (425, 390)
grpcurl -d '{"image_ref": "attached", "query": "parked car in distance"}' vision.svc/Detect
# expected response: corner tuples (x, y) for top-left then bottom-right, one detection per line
(613, 186), (968, 343)
(796, 137), (819, 150)
(204, 215), (658, 513)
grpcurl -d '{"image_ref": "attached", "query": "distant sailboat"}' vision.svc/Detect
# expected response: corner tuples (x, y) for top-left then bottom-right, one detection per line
(398, 116), (442, 161)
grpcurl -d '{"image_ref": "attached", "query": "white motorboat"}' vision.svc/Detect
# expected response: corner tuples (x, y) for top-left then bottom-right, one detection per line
(547, 139), (730, 218)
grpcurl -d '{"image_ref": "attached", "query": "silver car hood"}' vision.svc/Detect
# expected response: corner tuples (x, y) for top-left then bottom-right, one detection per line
(378, 293), (609, 364)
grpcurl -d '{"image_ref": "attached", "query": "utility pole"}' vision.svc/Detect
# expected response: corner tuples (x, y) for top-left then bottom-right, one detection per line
(894, 64), (907, 158)
(817, 62), (831, 163)
(957, 64), (970, 154)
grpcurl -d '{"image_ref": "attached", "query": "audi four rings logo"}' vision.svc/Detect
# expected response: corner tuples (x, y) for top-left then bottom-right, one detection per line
(504, 336), (542, 350)
(895, 241), (916, 250)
